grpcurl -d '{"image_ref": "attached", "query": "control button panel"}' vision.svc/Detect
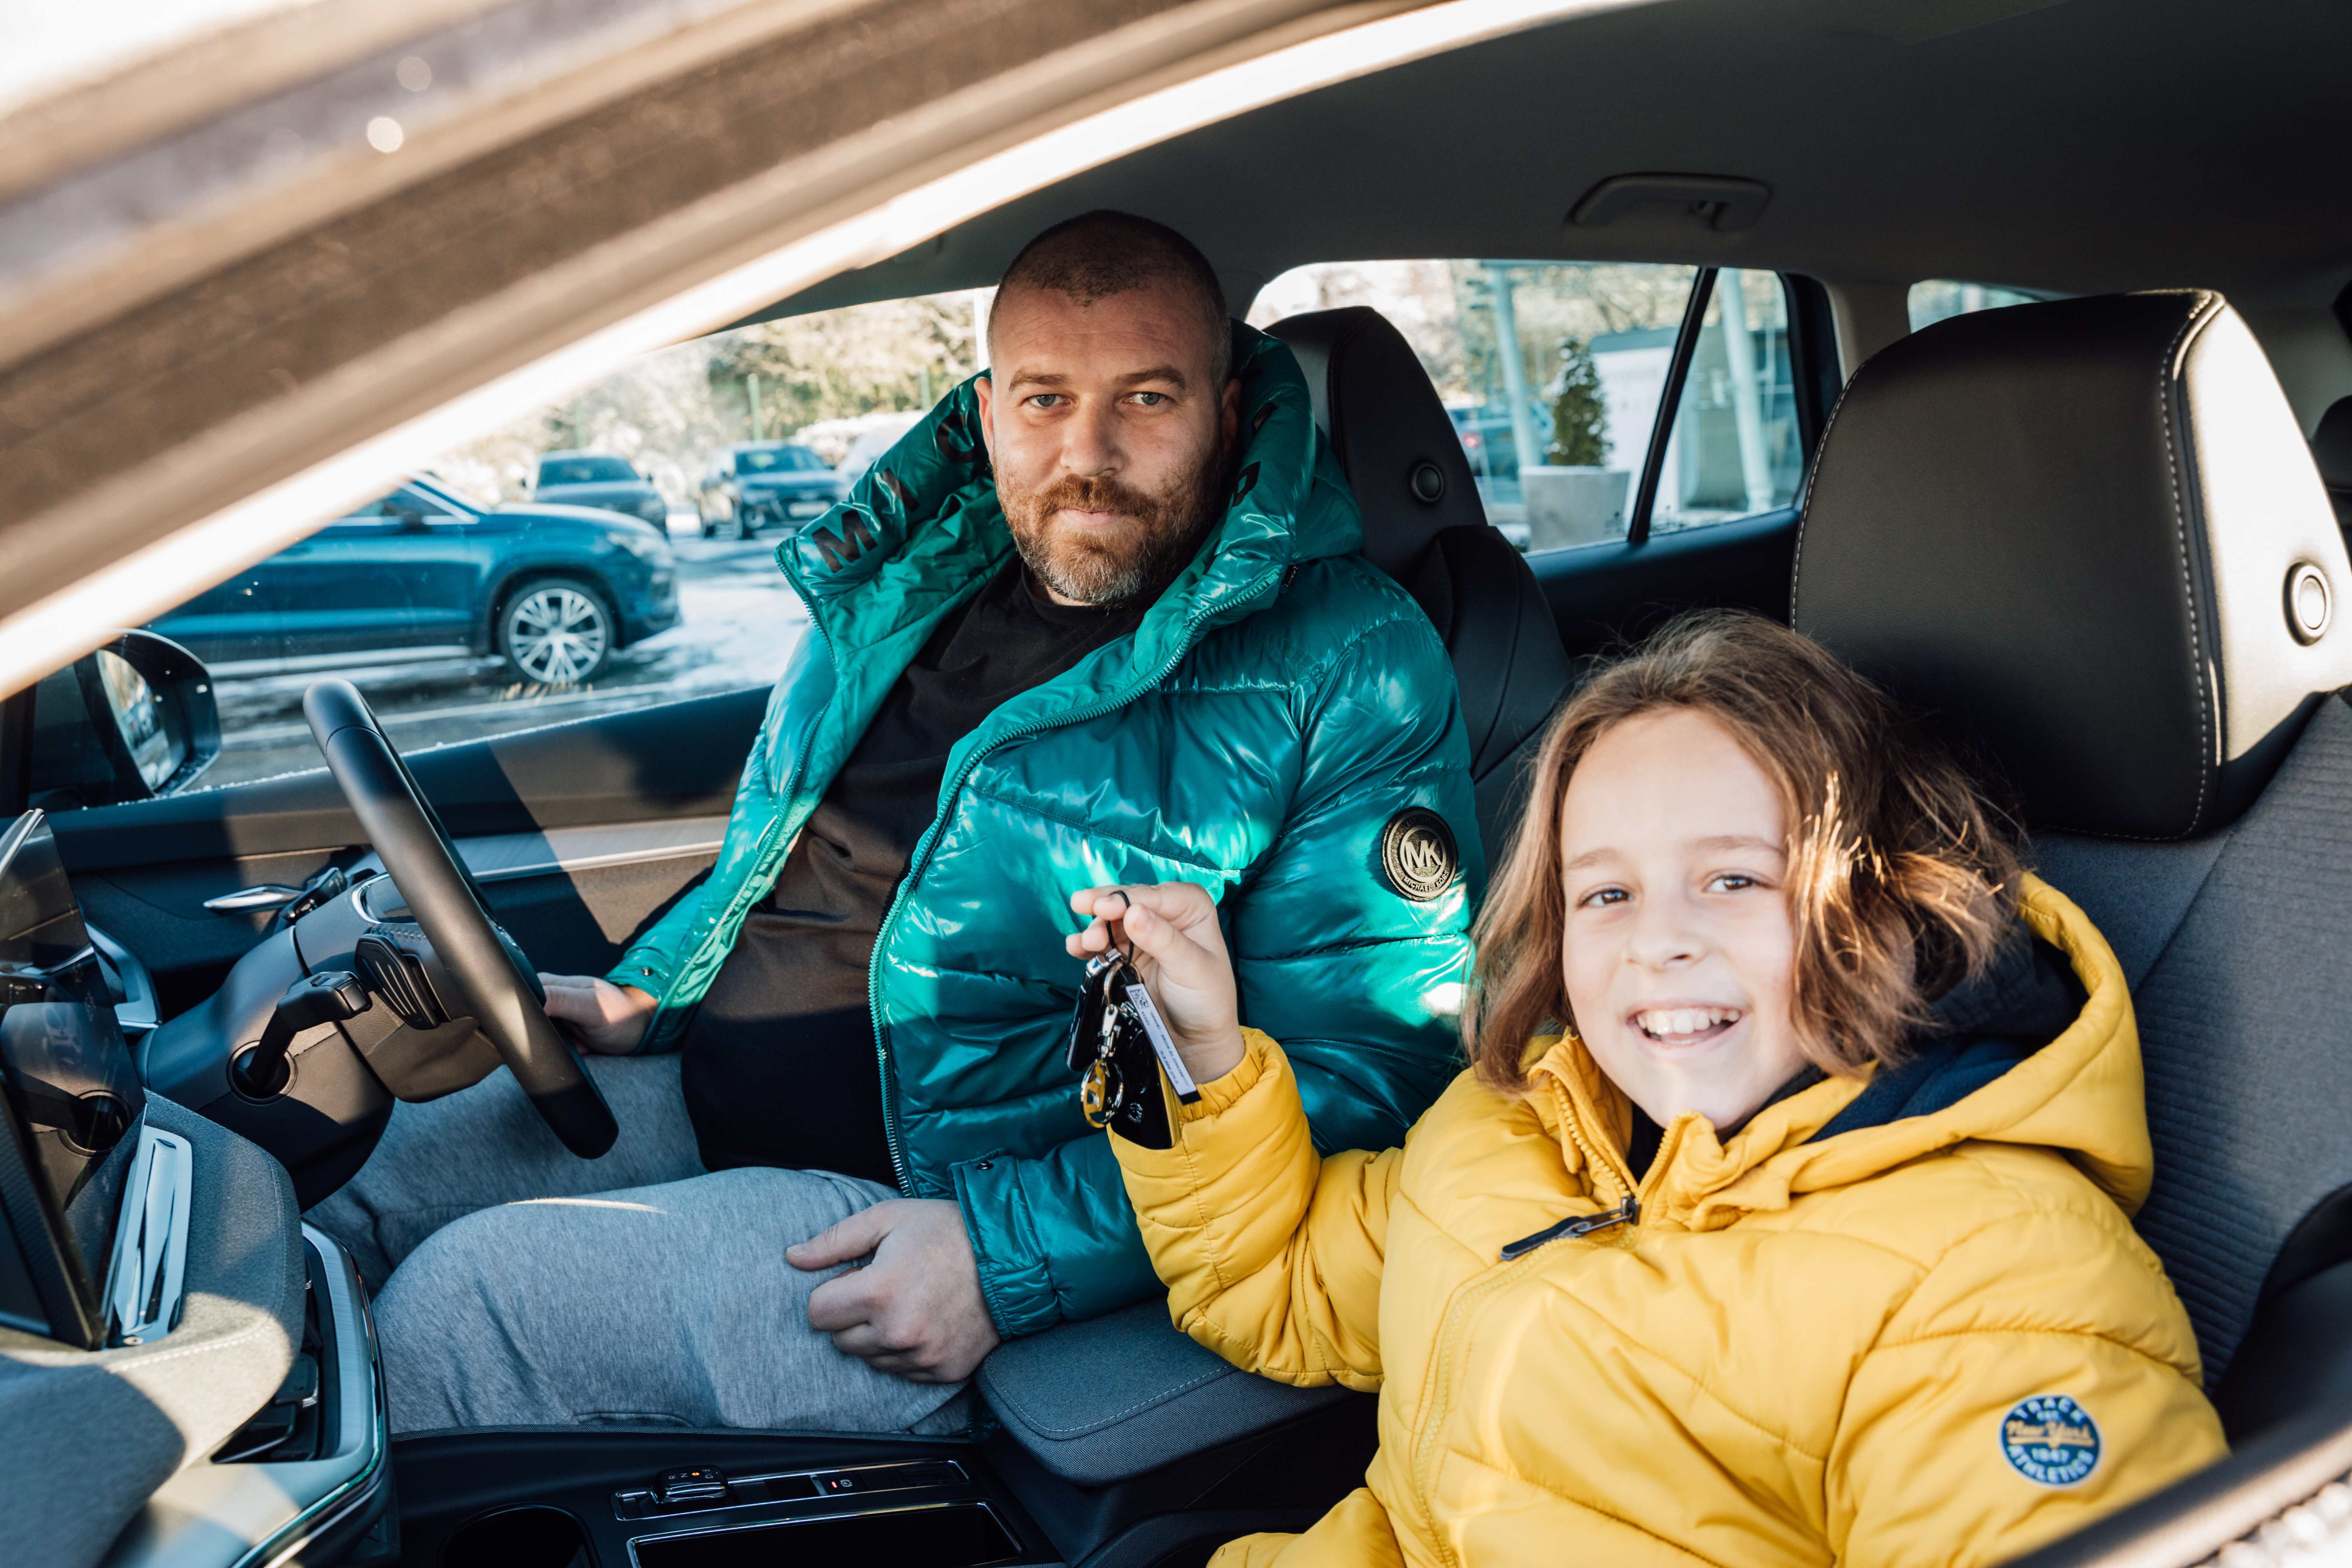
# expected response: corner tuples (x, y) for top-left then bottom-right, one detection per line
(654, 1466), (728, 1506)
(614, 1459), (965, 1521)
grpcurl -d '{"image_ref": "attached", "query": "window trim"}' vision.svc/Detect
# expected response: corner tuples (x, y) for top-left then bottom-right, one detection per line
(1623, 268), (1830, 545)
(1627, 268), (1719, 546)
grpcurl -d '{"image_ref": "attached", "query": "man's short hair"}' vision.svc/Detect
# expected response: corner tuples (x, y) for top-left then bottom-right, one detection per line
(992, 210), (1232, 387)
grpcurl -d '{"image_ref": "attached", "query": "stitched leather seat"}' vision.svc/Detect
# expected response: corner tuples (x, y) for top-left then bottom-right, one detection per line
(1792, 289), (2352, 1441)
(1269, 306), (1577, 862)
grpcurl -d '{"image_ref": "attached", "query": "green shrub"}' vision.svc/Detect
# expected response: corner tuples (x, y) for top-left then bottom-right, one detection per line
(1546, 338), (1608, 467)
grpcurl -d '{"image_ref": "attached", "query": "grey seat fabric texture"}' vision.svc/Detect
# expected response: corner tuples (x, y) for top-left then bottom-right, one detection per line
(2039, 694), (2352, 1386)
(0, 1096), (304, 1568)
(975, 1296), (1354, 1485)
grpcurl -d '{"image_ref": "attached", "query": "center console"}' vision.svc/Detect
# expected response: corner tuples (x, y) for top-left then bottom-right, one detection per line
(394, 1429), (1055, 1568)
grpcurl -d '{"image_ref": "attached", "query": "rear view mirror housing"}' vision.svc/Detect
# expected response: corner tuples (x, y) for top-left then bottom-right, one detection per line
(19, 632), (220, 810)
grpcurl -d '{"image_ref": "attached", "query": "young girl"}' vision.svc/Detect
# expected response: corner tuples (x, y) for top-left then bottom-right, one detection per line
(1067, 612), (2224, 1568)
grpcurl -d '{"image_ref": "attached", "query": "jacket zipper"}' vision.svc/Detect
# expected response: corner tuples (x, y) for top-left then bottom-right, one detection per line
(1407, 1225), (1632, 1568)
(862, 565), (1289, 1192)
(1497, 1196), (1636, 1260)
(1408, 1082), (1651, 1568)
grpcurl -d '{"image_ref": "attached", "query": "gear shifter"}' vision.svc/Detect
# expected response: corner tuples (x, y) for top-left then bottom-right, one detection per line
(231, 971), (372, 1100)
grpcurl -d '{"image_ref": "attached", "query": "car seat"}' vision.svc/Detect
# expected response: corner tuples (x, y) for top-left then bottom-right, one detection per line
(1267, 305), (1578, 861)
(2312, 393), (2352, 531)
(1789, 289), (2352, 1444)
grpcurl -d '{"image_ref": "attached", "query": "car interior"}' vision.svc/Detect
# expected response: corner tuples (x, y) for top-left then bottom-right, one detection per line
(4, 2), (2352, 1567)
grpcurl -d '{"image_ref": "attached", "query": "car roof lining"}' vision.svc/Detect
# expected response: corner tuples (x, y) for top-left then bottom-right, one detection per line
(737, 0), (2352, 334)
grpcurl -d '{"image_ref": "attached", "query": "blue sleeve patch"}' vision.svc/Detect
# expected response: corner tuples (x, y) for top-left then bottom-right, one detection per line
(2001, 1394), (2102, 1486)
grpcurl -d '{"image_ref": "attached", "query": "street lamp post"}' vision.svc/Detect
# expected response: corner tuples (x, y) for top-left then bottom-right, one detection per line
(1483, 261), (1541, 500)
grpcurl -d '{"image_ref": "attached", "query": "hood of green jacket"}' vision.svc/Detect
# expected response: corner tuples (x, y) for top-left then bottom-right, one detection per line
(781, 320), (1362, 639)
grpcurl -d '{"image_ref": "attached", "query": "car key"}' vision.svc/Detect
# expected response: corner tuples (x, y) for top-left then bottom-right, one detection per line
(1066, 945), (1200, 1149)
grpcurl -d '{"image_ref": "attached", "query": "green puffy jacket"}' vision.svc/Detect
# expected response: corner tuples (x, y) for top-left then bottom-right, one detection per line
(607, 325), (1480, 1337)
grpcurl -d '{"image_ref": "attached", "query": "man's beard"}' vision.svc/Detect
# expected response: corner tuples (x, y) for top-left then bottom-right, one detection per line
(999, 442), (1224, 607)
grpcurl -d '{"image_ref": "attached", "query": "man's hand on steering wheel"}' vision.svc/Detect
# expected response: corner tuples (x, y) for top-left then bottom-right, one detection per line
(538, 974), (658, 1056)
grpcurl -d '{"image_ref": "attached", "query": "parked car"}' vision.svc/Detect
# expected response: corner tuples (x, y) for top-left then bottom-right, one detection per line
(1448, 400), (1552, 480)
(694, 441), (846, 538)
(146, 475), (679, 686)
(528, 450), (670, 526)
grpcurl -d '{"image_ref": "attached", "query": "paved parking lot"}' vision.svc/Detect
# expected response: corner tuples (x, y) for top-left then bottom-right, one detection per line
(202, 528), (810, 788)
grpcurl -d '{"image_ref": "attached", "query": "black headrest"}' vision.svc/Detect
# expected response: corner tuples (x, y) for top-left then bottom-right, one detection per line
(1266, 307), (1490, 580)
(2313, 395), (2352, 527)
(1794, 291), (2352, 840)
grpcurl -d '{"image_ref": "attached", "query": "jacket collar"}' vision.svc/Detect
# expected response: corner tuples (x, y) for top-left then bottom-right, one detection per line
(1522, 875), (2150, 1231)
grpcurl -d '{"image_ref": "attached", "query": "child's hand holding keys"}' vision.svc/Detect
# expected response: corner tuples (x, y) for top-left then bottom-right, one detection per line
(1066, 882), (1247, 1085)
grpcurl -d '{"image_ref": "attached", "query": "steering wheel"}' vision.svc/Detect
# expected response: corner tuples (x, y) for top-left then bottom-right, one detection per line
(303, 678), (617, 1158)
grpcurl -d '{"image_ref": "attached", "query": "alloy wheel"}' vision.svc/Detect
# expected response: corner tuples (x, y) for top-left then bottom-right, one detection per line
(504, 585), (610, 685)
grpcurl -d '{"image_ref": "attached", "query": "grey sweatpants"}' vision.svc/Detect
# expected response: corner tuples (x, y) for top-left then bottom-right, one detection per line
(307, 1055), (969, 1437)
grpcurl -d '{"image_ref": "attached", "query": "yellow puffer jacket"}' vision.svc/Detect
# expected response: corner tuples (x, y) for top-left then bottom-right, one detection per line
(1113, 877), (2226, 1567)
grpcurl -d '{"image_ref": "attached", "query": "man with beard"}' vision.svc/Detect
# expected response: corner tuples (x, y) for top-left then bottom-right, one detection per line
(319, 211), (1479, 1436)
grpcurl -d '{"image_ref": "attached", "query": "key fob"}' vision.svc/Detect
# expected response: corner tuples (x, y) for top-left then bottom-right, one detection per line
(1102, 1004), (1179, 1150)
(1112, 968), (1200, 1105)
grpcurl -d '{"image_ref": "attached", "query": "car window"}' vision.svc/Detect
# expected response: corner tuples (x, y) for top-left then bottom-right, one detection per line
(1646, 270), (1806, 536)
(1248, 260), (1700, 549)
(1907, 279), (2052, 331)
(133, 286), (981, 790)
(736, 446), (826, 474)
(538, 456), (639, 485)
(338, 488), (411, 520)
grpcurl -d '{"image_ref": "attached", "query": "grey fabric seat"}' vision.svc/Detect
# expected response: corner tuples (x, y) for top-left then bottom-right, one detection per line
(1792, 288), (2352, 1443)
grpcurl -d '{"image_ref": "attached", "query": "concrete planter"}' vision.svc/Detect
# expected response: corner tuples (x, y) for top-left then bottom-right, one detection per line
(1521, 467), (1632, 550)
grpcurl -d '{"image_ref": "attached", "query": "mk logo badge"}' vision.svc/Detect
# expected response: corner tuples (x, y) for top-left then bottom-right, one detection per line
(1379, 808), (1458, 903)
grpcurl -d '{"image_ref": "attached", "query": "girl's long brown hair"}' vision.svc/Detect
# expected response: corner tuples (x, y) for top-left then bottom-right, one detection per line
(1466, 611), (2024, 1096)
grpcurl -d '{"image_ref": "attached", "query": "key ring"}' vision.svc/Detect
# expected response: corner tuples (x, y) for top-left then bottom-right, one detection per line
(1081, 1057), (1124, 1128)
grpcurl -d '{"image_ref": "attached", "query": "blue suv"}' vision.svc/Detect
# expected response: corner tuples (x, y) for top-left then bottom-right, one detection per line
(147, 475), (679, 686)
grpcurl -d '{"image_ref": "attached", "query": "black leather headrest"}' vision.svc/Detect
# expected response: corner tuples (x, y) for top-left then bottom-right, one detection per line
(1794, 291), (2352, 840)
(2312, 395), (2352, 528)
(1266, 307), (1489, 580)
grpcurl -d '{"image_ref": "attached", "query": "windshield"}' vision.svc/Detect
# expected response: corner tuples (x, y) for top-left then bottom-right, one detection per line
(539, 455), (639, 485)
(736, 447), (823, 474)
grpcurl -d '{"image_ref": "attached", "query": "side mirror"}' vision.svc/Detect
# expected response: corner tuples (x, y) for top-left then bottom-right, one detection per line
(23, 632), (220, 810)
